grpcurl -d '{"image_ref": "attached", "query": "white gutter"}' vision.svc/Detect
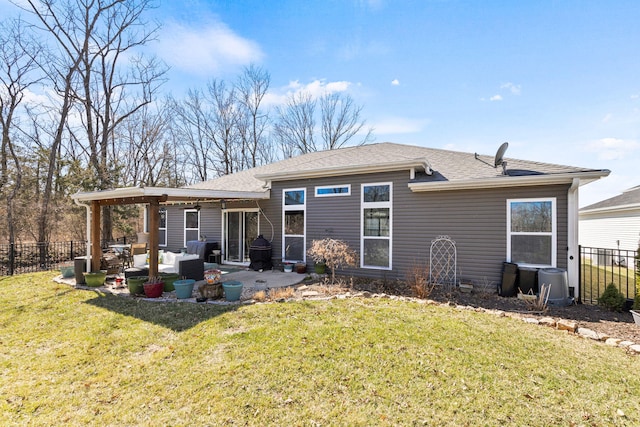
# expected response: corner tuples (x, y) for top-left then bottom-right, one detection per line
(73, 198), (92, 274)
(71, 186), (269, 202)
(567, 178), (580, 297)
(255, 158), (432, 181)
(408, 170), (610, 192)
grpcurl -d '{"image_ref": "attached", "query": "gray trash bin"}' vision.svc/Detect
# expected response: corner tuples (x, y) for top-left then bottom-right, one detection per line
(74, 256), (89, 285)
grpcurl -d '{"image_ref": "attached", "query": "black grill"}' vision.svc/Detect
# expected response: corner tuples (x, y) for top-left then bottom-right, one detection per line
(249, 235), (272, 271)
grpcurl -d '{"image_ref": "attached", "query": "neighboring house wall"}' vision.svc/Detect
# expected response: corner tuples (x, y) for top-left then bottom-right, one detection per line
(579, 211), (640, 251)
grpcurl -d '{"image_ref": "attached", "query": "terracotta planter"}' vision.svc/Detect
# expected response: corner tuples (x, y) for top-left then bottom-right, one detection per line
(143, 281), (164, 298)
(295, 262), (306, 274)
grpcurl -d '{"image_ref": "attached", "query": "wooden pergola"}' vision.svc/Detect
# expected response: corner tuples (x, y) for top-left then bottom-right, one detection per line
(72, 187), (269, 278)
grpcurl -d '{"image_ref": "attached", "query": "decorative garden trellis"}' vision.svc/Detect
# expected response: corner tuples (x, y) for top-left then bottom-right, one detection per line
(429, 235), (457, 291)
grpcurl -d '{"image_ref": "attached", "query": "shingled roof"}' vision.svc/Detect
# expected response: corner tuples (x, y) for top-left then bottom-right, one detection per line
(187, 142), (608, 194)
(580, 185), (640, 212)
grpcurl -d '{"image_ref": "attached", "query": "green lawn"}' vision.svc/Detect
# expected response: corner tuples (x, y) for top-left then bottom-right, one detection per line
(1, 272), (639, 426)
(581, 258), (637, 302)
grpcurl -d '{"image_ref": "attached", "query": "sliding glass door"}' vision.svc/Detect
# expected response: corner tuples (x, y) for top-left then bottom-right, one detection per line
(224, 210), (259, 264)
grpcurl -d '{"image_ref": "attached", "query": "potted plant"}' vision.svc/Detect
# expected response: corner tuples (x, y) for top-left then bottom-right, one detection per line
(173, 278), (196, 299)
(127, 275), (148, 296)
(83, 271), (107, 287)
(143, 276), (164, 298)
(222, 280), (243, 301)
(59, 263), (75, 278)
(295, 262), (306, 274)
(160, 272), (180, 292)
(314, 261), (326, 274)
(283, 262), (294, 273)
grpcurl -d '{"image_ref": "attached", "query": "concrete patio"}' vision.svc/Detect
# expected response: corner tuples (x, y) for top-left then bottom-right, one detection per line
(55, 266), (310, 303)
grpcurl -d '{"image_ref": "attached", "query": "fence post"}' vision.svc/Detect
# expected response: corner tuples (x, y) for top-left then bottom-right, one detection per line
(578, 245), (582, 304)
(8, 243), (15, 276)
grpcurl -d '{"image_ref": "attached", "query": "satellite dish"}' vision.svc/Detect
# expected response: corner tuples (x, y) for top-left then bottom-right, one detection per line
(494, 142), (509, 168)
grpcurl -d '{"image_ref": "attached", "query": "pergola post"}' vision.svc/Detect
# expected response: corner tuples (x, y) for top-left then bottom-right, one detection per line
(147, 198), (160, 278)
(91, 200), (102, 272)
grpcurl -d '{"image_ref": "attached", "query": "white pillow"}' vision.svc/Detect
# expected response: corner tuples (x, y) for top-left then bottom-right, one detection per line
(163, 251), (175, 266)
(133, 253), (147, 267)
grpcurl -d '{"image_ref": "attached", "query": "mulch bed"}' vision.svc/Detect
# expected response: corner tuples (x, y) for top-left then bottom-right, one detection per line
(300, 277), (640, 345)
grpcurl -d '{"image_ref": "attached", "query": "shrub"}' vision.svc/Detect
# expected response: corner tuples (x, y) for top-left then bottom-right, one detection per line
(597, 283), (626, 312)
(307, 238), (357, 285)
(405, 264), (435, 299)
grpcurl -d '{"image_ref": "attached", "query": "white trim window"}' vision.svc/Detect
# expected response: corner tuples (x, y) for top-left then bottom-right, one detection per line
(184, 209), (200, 247)
(361, 182), (392, 269)
(315, 184), (351, 197)
(507, 198), (557, 267)
(159, 207), (167, 247)
(283, 188), (306, 262)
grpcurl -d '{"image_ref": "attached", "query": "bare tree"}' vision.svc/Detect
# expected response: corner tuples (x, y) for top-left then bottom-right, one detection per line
(273, 89), (373, 155)
(169, 89), (217, 183)
(320, 92), (373, 150)
(0, 17), (44, 246)
(236, 64), (271, 168)
(273, 91), (317, 154)
(18, 0), (167, 243)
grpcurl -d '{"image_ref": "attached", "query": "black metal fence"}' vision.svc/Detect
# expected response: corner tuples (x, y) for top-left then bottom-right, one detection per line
(0, 241), (88, 276)
(579, 245), (638, 305)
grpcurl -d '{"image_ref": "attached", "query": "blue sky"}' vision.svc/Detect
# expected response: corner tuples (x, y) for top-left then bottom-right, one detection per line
(2, 0), (639, 207)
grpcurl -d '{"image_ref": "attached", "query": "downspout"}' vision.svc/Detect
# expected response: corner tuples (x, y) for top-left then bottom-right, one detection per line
(74, 198), (92, 273)
(567, 178), (580, 301)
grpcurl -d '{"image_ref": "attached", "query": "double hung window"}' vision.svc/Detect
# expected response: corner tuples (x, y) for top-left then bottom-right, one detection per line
(507, 198), (556, 267)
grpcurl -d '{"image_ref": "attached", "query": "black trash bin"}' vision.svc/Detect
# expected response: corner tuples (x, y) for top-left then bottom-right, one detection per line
(518, 266), (538, 294)
(500, 262), (518, 297)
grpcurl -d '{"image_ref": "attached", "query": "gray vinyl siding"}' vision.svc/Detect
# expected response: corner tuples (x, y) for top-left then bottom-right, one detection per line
(271, 172), (569, 285)
(162, 172), (570, 286)
(162, 205), (222, 252)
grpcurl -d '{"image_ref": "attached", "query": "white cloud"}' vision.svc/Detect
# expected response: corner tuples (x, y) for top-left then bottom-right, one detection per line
(602, 113), (613, 123)
(490, 94), (503, 102)
(500, 82), (521, 95)
(263, 79), (352, 107)
(372, 116), (429, 134)
(154, 20), (263, 76)
(391, 79), (400, 86)
(585, 137), (640, 160)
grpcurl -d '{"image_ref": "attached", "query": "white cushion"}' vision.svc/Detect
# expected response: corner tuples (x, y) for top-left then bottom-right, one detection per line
(163, 251), (176, 267)
(133, 254), (147, 267)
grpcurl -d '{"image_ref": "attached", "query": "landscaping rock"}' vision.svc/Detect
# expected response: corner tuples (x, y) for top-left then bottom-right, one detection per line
(557, 319), (577, 332)
(539, 317), (556, 327)
(577, 328), (608, 341)
(523, 317), (539, 325)
(605, 338), (622, 347)
(629, 344), (640, 354)
(619, 341), (635, 348)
